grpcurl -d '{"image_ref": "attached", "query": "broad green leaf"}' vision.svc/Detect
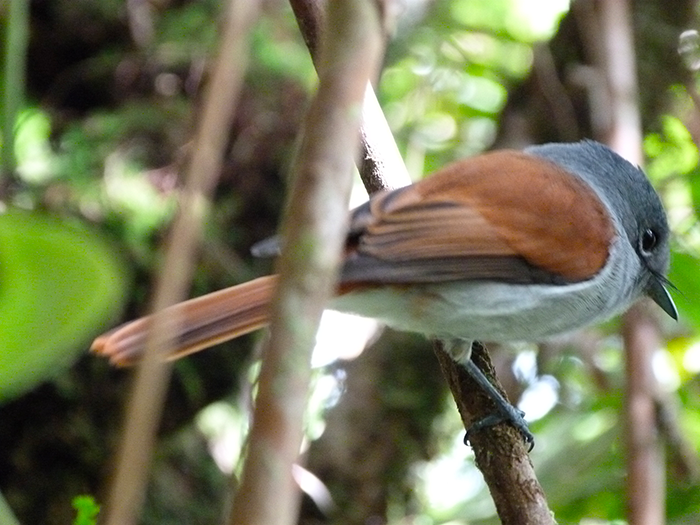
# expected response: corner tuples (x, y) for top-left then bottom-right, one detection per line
(0, 210), (129, 401)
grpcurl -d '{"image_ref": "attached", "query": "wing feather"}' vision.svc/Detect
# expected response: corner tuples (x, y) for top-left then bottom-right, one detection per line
(341, 150), (614, 285)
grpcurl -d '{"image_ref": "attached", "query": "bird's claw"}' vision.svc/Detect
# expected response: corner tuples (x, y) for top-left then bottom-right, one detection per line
(464, 406), (535, 452)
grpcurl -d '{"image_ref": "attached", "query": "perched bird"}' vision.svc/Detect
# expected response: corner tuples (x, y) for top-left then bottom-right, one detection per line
(92, 140), (677, 446)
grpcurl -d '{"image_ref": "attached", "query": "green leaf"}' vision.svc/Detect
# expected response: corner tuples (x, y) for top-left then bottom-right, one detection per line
(72, 495), (100, 525)
(0, 210), (129, 401)
(668, 251), (700, 332)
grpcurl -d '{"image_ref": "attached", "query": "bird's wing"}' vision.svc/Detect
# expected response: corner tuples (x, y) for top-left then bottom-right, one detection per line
(341, 150), (614, 285)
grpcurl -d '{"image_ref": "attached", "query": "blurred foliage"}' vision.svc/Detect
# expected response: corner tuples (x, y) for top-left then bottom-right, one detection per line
(0, 0), (699, 524)
(0, 210), (128, 401)
(380, 0), (568, 174)
(71, 495), (100, 525)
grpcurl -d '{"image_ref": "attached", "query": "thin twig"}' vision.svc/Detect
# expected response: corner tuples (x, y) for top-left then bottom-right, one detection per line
(103, 2), (260, 524)
(289, 0), (410, 191)
(225, 2), (387, 524)
(655, 394), (700, 483)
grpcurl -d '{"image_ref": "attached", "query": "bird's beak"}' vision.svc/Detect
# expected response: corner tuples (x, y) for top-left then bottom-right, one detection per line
(646, 277), (678, 320)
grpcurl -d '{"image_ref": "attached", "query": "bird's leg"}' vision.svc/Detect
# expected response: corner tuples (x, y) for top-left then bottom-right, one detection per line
(442, 339), (534, 451)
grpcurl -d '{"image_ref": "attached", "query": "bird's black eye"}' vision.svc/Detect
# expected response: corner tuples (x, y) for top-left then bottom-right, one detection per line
(640, 228), (658, 254)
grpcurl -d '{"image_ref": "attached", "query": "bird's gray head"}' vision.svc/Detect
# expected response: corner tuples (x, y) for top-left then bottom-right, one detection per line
(525, 140), (677, 319)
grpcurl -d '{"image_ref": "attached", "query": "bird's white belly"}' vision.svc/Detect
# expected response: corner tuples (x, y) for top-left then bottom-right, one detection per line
(330, 242), (638, 342)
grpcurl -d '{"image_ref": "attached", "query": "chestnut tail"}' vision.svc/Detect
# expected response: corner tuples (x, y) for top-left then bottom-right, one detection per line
(91, 276), (277, 366)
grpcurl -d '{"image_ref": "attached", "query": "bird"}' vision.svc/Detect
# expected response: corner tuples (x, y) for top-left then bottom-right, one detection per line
(92, 140), (677, 447)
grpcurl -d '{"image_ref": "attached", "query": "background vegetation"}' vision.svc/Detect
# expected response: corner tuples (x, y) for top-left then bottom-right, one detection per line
(1, 0), (700, 523)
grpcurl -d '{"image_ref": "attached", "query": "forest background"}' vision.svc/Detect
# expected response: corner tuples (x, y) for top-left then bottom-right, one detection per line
(1, 0), (700, 524)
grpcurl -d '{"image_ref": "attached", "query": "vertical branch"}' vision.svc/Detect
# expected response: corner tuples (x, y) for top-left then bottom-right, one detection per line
(226, 2), (387, 525)
(622, 306), (665, 525)
(1, 0), (29, 182)
(597, 1), (664, 524)
(102, 1), (260, 524)
(598, 0), (642, 163)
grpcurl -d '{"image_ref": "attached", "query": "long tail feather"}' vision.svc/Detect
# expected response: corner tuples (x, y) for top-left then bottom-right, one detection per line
(91, 275), (277, 366)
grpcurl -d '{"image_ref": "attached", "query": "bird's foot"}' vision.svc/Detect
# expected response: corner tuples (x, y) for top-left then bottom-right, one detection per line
(464, 402), (534, 451)
(452, 346), (534, 451)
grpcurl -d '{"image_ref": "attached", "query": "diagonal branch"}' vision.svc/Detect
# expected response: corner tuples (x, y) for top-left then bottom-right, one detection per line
(435, 343), (555, 524)
(102, 1), (261, 524)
